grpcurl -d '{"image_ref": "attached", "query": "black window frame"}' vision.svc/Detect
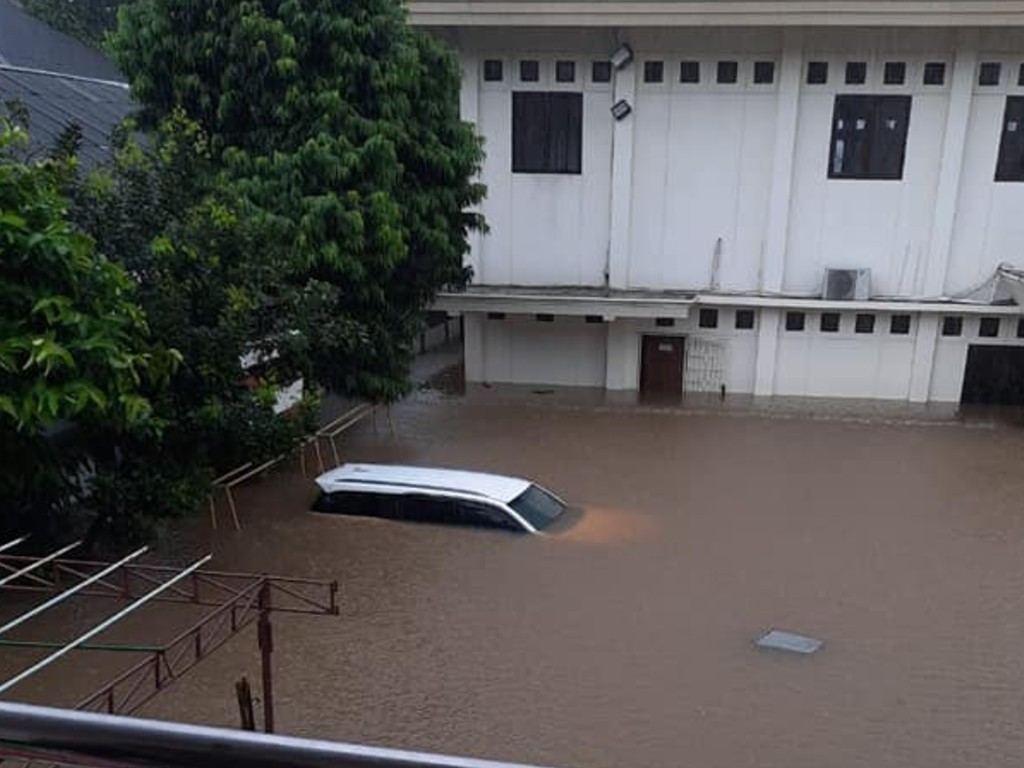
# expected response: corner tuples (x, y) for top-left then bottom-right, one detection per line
(753, 61), (775, 84)
(785, 311), (806, 332)
(483, 59), (504, 82)
(519, 60), (540, 82)
(979, 62), (1001, 86)
(923, 62), (946, 86)
(699, 308), (719, 329)
(591, 61), (612, 83)
(555, 60), (576, 83)
(820, 312), (841, 333)
(941, 316), (963, 337)
(890, 314), (911, 335)
(717, 60), (739, 84)
(511, 92), (583, 175)
(995, 96), (1024, 182)
(845, 61), (867, 84)
(679, 60), (700, 83)
(644, 61), (665, 83)
(735, 309), (755, 330)
(828, 94), (912, 180)
(979, 317), (1001, 338)
(883, 61), (906, 85)
(855, 313), (876, 334)
(807, 61), (829, 84)
(1017, 317), (1024, 338)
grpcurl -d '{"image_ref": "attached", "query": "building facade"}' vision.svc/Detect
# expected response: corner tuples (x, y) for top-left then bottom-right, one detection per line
(413, 1), (1024, 404)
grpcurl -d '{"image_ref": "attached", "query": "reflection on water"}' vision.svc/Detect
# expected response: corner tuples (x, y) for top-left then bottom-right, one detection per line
(7, 393), (1024, 768)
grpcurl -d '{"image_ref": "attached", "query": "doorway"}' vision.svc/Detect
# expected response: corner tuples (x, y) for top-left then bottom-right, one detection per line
(640, 335), (685, 398)
(960, 345), (1024, 405)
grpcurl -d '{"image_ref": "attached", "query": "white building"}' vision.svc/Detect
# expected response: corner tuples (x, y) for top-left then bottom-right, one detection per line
(413, 0), (1024, 405)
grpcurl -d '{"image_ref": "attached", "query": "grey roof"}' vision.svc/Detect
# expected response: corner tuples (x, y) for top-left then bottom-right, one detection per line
(0, 66), (131, 167)
(0, 0), (121, 81)
(0, 0), (131, 166)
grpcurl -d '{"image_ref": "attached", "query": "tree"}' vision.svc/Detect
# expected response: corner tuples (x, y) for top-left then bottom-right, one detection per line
(22, 0), (125, 50)
(112, 0), (484, 403)
(0, 120), (174, 541)
(67, 111), (319, 542)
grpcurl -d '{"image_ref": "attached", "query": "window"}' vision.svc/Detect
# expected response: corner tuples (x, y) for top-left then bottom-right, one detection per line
(785, 312), (805, 331)
(923, 62), (946, 85)
(458, 501), (521, 531)
(735, 309), (755, 329)
(754, 61), (775, 84)
(508, 484), (566, 530)
(644, 61), (664, 83)
(942, 316), (963, 336)
(487, 312), (506, 321)
(828, 95), (912, 180)
(820, 312), (840, 333)
(846, 61), (867, 84)
(399, 495), (459, 526)
(855, 313), (875, 334)
(655, 317), (675, 328)
(807, 61), (829, 84)
(995, 97), (1024, 182)
(717, 61), (738, 84)
(484, 60), (503, 82)
(592, 61), (612, 83)
(979, 62), (1001, 86)
(1019, 63), (1024, 87)
(979, 317), (1001, 337)
(699, 309), (718, 329)
(890, 314), (911, 335)
(884, 62), (906, 85)
(535, 313), (554, 322)
(556, 61), (575, 83)
(512, 92), (583, 174)
(1017, 318), (1024, 338)
(584, 315), (604, 324)
(680, 61), (700, 83)
(520, 60), (540, 82)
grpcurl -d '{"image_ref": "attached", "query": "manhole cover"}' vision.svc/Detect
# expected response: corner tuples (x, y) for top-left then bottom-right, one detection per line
(756, 629), (823, 655)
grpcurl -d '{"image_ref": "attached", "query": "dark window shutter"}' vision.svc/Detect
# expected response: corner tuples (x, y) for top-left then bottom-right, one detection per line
(996, 96), (1024, 182)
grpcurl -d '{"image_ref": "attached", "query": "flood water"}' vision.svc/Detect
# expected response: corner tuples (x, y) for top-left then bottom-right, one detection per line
(6, 390), (1024, 767)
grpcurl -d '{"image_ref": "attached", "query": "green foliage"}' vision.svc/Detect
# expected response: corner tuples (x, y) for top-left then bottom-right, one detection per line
(112, 0), (485, 402)
(23, 0), (124, 50)
(0, 119), (172, 540)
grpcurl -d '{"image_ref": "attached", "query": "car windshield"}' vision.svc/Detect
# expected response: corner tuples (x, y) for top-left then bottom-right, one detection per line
(508, 484), (566, 530)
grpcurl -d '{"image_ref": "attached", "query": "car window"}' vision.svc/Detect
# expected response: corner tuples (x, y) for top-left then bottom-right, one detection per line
(314, 491), (393, 519)
(458, 500), (523, 531)
(398, 494), (459, 525)
(508, 484), (566, 530)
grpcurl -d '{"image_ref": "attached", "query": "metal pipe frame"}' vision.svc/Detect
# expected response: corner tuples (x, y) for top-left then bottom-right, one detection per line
(0, 702), (561, 768)
(0, 535), (29, 554)
(0, 540), (82, 588)
(0, 555), (213, 695)
(0, 547), (148, 638)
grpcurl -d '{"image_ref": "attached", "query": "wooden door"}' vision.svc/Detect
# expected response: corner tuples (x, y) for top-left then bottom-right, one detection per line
(640, 335), (684, 398)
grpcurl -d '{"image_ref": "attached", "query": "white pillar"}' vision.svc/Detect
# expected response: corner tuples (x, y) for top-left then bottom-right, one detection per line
(923, 30), (978, 298)
(463, 313), (485, 383)
(754, 309), (781, 397)
(607, 57), (637, 289)
(760, 30), (804, 293)
(908, 31), (977, 403)
(909, 315), (940, 402)
(460, 53), (483, 280)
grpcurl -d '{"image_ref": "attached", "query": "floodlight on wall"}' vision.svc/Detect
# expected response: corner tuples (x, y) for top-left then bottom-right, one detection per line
(611, 99), (632, 120)
(610, 43), (633, 70)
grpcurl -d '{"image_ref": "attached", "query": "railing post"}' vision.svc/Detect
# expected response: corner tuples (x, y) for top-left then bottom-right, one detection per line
(257, 581), (274, 734)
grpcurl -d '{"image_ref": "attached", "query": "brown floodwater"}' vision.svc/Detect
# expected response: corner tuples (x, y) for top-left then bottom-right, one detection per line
(5, 390), (1024, 768)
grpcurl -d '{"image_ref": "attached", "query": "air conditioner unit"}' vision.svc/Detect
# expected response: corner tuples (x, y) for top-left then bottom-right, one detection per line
(822, 268), (871, 301)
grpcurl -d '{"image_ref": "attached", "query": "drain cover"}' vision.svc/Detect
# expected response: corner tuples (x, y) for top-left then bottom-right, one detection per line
(756, 629), (823, 655)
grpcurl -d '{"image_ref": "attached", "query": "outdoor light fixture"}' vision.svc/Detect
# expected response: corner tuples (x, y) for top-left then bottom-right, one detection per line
(611, 99), (632, 120)
(610, 43), (633, 70)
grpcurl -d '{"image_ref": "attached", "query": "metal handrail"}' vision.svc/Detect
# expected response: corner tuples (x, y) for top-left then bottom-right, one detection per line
(0, 702), (562, 768)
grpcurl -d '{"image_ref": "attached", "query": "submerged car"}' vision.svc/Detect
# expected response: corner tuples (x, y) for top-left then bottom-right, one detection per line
(312, 463), (567, 533)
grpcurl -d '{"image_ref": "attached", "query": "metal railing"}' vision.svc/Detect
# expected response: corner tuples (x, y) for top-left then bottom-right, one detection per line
(0, 702), (561, 768)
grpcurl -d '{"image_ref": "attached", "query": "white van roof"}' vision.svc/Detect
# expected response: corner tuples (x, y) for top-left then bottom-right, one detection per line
(315, 463), (532, 504)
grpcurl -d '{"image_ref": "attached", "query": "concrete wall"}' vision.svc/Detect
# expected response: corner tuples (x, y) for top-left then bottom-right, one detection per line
(457, 27), (1024, 298)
